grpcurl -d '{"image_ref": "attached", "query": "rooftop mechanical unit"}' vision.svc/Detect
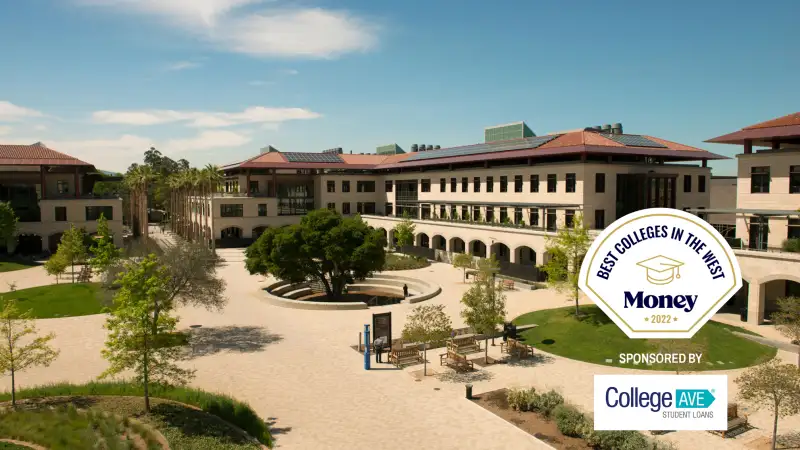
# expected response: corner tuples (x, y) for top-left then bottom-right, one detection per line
(484, 121), (535, 143)
(376, 144), (405, 155)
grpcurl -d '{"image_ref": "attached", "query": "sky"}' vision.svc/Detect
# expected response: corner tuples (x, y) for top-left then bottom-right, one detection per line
(0, 0), (798, 174)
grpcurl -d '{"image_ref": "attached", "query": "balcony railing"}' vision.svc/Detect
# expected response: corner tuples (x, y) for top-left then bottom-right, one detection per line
(215, 192), (275, 198)
(44, 193), (122, 200)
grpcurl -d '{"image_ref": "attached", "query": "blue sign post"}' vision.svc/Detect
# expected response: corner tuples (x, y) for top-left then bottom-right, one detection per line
(364, 324), (371, 370)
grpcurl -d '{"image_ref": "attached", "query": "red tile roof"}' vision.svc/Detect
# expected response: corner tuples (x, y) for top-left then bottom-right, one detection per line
(706, 112), (800, 144)
(0, 142), (93, 166)
(744, 112), (800, 129)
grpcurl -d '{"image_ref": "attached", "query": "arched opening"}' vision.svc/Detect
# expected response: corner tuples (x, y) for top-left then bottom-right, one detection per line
(220, 227), (242, 239)
(417, 233), (430, 248)
(469, 240), (487, 258)
(490, 242), (511, 263)
(514, 246), (537, 266)
(48, 232), (64, 253)
(252, 226), (269, 240)
(721, 279), (750, 319)
(763, 278), (800, 322)
(16, 234), (43, 255)
(433, 235), (446, 251)
(449, 237), (465, 254)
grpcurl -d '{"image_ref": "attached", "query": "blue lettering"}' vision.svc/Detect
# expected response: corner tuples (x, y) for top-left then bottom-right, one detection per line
(623, 291), (698, 313)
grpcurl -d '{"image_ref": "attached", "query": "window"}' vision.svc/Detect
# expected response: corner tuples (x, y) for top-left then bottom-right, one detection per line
(86, 206), (113, 221)
(529, 209), (539, 227)
(683, 175), (692, 193)
(327, 202), (336, 210)
(327, 180), (335, 193)
(450, 178), (457, 192)
(748, 217), (769, 250)
(566, 173), (576, 193)
(500, 176), (508, 192)
(439, 205), (446, 218)
(342, 180), (351, 193)
(565, 209), (575, 227)
(697, 206), (708, 222)
(357, 202), (363, 214)
(595, 173), (605, 193)
(486, 176), (494, 192)
(421, 179), (431, 192)
(421, 204), (431, 219)
(530, 175), (539, 193)
(750, 167), (770, 193)
(473, 177), (481, 192)
(514, 207), (523, 224)
(486, 207), (494, 222)
(791, 166), (800, 193)
(55, 206), (66, 222)
(258, 204), (267, 217)
(461, 177), (468, 193)
(546, 174), (557, 193)
(698, 175), (706, 193)
(440, 178), (446, 192)
(385, 180), (393, 192)
(57, 180), (69, 194)
(342, 202), (351, 214)
(461, 205), (468, 220)
(789, 219), (800, 239)
(546, 209), (557, 231)
(249, 180), (259, 193)
(450, 205), (457, 219)
(220, 204), (243, 217)
(500, 207), (508, 223)
(594, 209), (605, 229)
(472, 207), (480, 221)
(357, 181), (375, 192)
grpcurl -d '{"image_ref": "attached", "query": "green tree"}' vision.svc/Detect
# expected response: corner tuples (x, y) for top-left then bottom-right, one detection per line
(453, 253), (473, 283)
(90, 213), (121, 279)
(393, 214), (415, 255)
(541, 212), (591, 316)
(99, 254), (195, 413)
(0, 299), (60, 407)
(735, 359), (800, 450)
(772, 297), (800, 367)
(245, 209), (386, 301)
(0, 202), (18, 251)
(401, 304), (453, 376)
(44, 254), (68, 284)
(461, 256), (507, 363)
(54, 225), (88, 283)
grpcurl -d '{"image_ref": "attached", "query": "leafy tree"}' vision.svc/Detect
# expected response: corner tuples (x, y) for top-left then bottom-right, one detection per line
(401, 304), (453, 376)
(0, 299), (60, 407)
(735, 359), (800, 450)
(461, 256), (507, 363)
(541, 212), (591, 316)
(100, 254), (195, 412)
(90, 213), (121, 279)
(393, 214), (415, 255)
(44, 254), (68, 284)
(453, 253), (473, 283)
(245, 209), (385, 301)
(0, 202), (18, 250)
(772, 297), (800, 367)
(54, 225), (88, 283)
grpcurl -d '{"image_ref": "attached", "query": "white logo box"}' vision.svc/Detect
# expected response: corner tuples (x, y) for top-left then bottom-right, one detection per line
(594, 374), (728, 431)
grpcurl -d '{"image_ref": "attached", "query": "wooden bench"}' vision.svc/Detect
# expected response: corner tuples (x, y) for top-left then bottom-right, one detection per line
(388, 348), (423, 368)
(440, 350), (474, 371)
(447, 336), (481, 355)
(502, 279), (515, 290)
(501, 338), (534, 359)
(709, 403), (749, 438)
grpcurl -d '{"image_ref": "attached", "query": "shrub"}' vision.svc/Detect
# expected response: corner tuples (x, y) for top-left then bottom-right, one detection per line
(507, 387), (537, 412)
(782, 238), (800, 253)
(383, 254), (430, 271)
(532, 390), (564, 417)
(587, 430), (649, 450)
(553, 404), (585, 437)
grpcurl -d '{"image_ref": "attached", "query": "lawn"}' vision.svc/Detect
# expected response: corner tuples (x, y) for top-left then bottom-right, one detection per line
(0, 283), (108, 318)
(513, 305), (777, 371)
(0, 260), (38, 273)
(0, 443), (31, 449)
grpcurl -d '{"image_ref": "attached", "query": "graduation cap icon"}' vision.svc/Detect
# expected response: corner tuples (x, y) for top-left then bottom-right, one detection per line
(637, 255), (684, 285)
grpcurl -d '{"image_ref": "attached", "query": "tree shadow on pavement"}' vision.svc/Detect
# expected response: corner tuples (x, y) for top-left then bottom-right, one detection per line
(267, 417), (293, 437)
(183, 325), (283, 359)
(505, 353), (556, 368)
(435, 369), (494, 383)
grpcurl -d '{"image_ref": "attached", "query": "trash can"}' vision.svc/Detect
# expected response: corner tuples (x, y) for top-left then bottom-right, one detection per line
(740, 307), (747, 322)
(502, 322), (511, 342)
(509, 324), (517, 340)
(466, 384), (473, 400)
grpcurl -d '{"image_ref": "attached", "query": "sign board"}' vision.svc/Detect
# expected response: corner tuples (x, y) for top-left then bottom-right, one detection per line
(372, 312), (392, 347)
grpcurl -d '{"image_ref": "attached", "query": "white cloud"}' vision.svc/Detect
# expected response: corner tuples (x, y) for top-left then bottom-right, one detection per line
(247, 80), (274, 87)
(76, 1), (379, 58)
(282, 69), (298, 75)
(166, 129), (251, 152)
(92, 106), (321, 127)
(167, 60), (202, 71)
(0, 101), (45, 121)
(34, 124), (48, 131)
(0, 126), (11, 136)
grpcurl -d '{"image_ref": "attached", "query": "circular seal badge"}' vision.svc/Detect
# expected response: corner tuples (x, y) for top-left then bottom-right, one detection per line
(578, 208), (742, 339)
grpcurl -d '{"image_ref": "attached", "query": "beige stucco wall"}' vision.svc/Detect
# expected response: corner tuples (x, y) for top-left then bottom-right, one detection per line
(18, 198), (124, 248)
(709, 177), (737, 226)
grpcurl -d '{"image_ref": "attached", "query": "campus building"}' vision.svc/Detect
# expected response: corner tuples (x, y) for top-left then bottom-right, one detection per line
(0, 142), (123, 253)
(193, 122), (720, 280)
(704, 112), (800, 324)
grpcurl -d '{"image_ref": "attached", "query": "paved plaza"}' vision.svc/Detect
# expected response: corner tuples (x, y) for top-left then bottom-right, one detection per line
(1, 233), (798, 449)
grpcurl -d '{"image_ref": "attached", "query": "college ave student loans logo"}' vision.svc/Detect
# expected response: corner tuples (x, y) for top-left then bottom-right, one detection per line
(579, 208), (742, 339)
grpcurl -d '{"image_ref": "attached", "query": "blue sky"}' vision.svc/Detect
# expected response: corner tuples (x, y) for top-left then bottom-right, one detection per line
(0, 0), (798, 173)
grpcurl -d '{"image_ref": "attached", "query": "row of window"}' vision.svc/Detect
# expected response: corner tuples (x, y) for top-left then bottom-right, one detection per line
(326, 180), (376, 193)
(54, 206), (114, 221)
(325, 202), (376, 215)
(747, 218), (800, 250)
(750, 166), (800, 194)
(220, 204), (269, 217)
(682, 175), (707, 193)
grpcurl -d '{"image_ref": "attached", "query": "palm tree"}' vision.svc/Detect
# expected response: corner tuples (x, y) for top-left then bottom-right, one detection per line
(203, 164), (223, 250)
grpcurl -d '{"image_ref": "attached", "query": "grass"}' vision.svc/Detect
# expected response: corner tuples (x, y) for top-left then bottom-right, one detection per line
(513, 305), (777, 371)
(0, 283), (107, 319)
(383, 253), (430, 271)
(0, 443), (32, 449)
(0, 381), (273, 448)
(0, 260), (38, 273)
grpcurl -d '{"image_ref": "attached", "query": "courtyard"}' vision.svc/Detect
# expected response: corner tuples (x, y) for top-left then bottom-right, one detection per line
(0, 230), (798, 450)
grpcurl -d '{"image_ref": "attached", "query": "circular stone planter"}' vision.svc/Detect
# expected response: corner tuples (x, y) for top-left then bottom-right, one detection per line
(262, 274), (441, 310)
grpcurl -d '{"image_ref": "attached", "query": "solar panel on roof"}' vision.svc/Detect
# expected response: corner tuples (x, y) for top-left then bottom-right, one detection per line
(602, 134), (667, 148)
(283, 152), (344, 163)
(403, 135), (560, 162)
